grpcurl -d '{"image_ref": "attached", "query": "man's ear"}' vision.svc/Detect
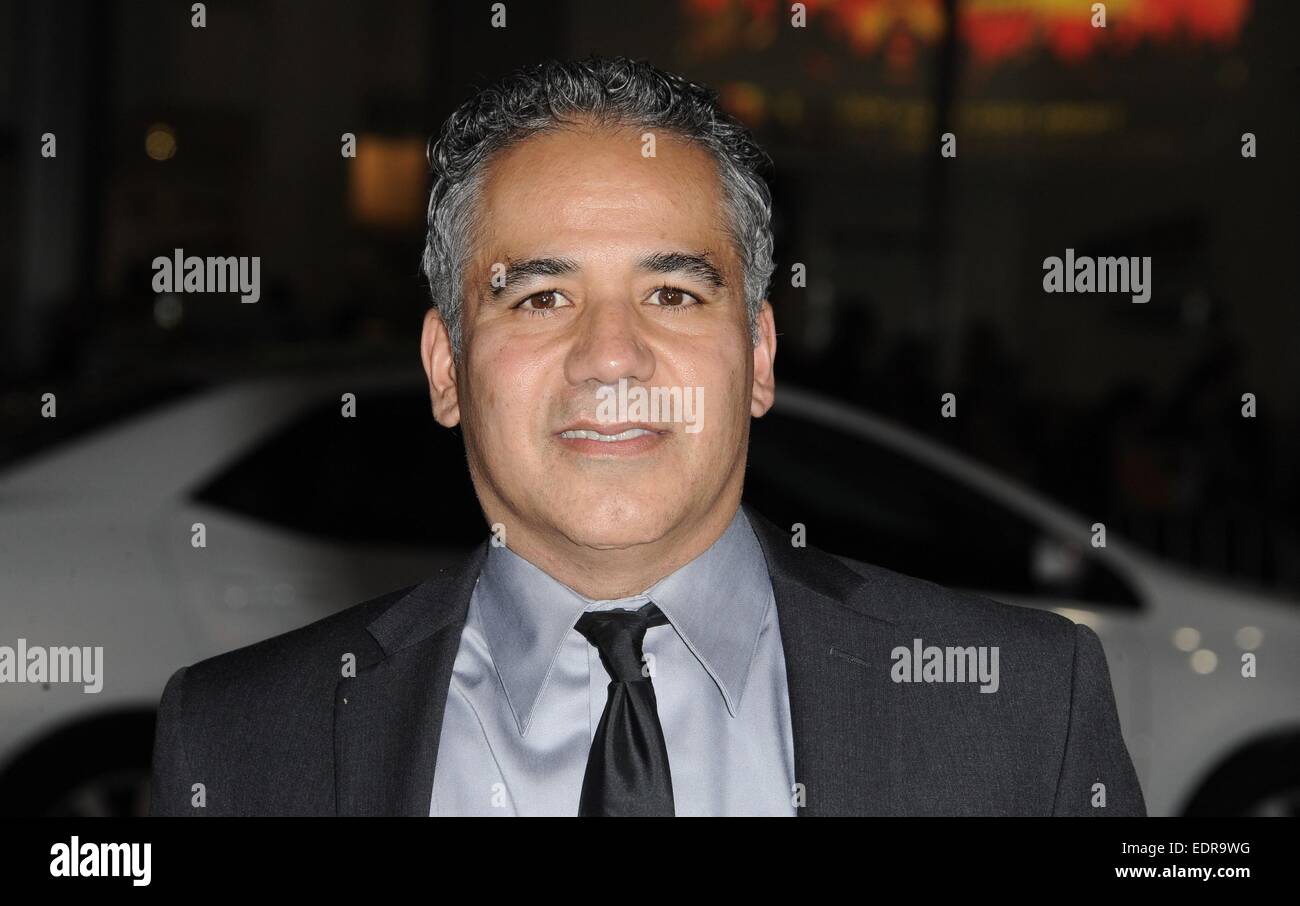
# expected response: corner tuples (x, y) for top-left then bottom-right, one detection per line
(420, 307), (461, 427)
(751, 299), (777, 417)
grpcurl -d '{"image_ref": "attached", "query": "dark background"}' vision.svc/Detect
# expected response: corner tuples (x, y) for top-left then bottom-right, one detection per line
(3, 0), (1296, 595)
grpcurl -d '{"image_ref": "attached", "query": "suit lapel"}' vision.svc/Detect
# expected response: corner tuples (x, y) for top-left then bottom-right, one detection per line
(335, 506), (908, 816)
(334, 542), (487, 816)
(743, 504), (906, 816)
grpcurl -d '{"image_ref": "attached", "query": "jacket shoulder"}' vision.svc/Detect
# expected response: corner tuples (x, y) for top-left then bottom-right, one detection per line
(818, 551), (1141, 815)
(830, 551), (1078, 647)
(150, 585), (414, 815)
(183, 583), (411, 692)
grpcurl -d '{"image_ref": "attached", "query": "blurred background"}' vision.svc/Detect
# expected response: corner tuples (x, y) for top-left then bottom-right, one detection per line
(1, 0), (1297, 817)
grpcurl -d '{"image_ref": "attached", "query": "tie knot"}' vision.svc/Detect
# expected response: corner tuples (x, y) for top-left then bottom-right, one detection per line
(574, 602), (669, 683)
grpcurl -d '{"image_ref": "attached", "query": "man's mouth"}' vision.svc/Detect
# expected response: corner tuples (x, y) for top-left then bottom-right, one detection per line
(558, 427), (657, 442)
(554, 421), (668, 455)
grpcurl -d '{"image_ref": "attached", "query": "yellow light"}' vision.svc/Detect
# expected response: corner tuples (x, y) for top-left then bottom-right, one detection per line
(145, 123), (177, 161)
(348, 135), (429, 229)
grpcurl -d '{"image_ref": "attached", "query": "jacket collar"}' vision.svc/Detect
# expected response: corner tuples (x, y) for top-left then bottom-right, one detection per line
(334, 544), (486, 816)
(476, 506), (775, 735)
(336, 503), (901, 815)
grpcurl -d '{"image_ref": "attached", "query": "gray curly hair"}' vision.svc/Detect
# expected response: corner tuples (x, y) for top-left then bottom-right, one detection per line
(420, 55), (776, 357)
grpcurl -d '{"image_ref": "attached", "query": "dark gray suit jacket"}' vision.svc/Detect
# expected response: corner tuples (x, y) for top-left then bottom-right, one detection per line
(149, 504), (1146, 816)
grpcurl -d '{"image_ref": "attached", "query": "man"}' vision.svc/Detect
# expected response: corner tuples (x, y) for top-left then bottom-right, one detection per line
(150, 56), (1145, 817)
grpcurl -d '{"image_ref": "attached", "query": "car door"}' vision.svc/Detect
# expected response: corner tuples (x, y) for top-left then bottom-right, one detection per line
(742, 401), (1151, 771)
(175, 381), (484, 656)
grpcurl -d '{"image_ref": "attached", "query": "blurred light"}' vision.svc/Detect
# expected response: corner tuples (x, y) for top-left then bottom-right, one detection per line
(1172, 626), (1201, 652)
(720, 81), (766, 126)
(145, 123), (177, 161)
(682, 0), (1253, 71)
(152, 294), (183, 330)
(1235, 626), (1263, 650)
(1033, 535), (1083, 585)
(1190, 649), (1218, 674)
(348, 135), (428, 229)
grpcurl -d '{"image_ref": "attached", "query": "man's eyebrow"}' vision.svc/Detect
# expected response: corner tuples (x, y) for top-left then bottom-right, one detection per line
(485, 251), (727, 300)
(636, 251), (727, 289)
(488, 256), (580, 299)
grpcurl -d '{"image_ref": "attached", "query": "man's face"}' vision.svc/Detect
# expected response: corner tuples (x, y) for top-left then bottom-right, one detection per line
(423, 124), (776, 556)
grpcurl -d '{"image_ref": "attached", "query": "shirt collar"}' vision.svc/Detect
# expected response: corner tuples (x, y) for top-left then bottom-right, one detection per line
(474, 506), (774, 736)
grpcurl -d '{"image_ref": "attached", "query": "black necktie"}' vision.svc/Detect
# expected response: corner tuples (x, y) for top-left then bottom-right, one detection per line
(573, 601), (675, 816)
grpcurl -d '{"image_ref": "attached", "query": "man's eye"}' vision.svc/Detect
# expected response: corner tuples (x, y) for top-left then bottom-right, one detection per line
(648, 286), (700, 310)
(516, 290), (571, 315)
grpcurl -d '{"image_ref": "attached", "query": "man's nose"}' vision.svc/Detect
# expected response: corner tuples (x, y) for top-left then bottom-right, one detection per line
(563, 297), (656, 387)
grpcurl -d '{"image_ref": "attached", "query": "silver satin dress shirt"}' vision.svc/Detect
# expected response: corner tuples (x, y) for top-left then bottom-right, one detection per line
(429, 506), (797, 816)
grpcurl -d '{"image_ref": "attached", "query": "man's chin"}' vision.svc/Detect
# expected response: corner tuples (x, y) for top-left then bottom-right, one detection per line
(549, 497), (688, 552)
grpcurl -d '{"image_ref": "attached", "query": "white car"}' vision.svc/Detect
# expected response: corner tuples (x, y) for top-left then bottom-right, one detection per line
(1, 371), (1297, 815)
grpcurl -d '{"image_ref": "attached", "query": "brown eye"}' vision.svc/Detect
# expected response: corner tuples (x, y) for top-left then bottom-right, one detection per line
(650, 287), (698, 309)
(518, 290), (570, 313)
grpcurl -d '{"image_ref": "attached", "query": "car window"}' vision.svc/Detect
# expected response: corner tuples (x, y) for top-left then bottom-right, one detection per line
(192, 386), (1137, 605)
(191, 386), (484, 548)
(745, 409), (1139, 607)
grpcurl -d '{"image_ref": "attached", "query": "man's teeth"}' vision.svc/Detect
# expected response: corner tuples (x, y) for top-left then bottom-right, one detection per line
(560, 427), (656, 442)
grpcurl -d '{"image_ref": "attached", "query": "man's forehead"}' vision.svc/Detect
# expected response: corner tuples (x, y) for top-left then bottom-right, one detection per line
(471, 125), (737, 271)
